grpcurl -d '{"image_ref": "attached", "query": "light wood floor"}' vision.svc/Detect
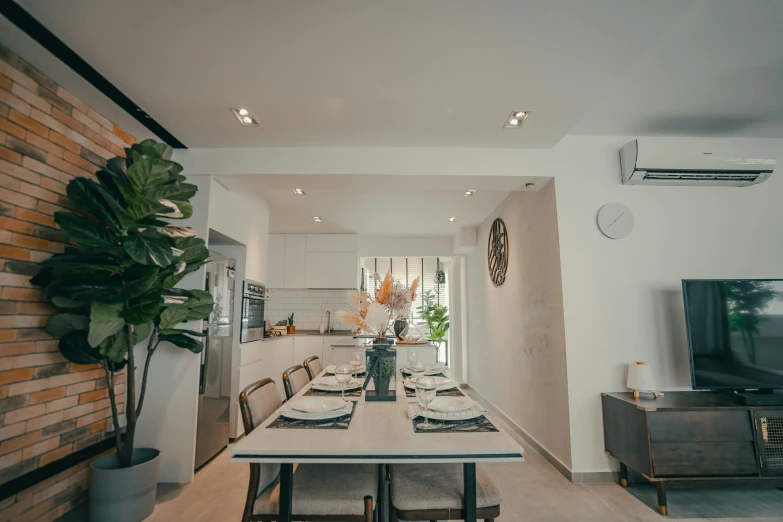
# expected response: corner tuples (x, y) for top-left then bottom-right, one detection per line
(141, 411), (783, 522)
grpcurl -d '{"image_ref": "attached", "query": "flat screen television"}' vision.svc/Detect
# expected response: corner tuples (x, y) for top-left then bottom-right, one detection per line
(683, 279), (783, 390)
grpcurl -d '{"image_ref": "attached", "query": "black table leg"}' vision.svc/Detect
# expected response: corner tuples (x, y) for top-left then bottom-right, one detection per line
(279, 463), (294, 522)
(464, 462), (476, 522)
(656, 482), (667, 516)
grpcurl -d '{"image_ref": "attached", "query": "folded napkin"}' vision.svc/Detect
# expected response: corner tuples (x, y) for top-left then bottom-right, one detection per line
(406, 401), (486, 420)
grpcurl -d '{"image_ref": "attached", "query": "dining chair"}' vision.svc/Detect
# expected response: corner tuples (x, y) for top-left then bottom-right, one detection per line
(239, 378), (377, 522)
(389, 464), (501, 522)
(302, 356), (323, 380)
(282, 365), (311, 400)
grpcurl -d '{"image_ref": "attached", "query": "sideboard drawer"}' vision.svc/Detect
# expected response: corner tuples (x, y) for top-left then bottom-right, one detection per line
(651, 441), (758, 476)
(648, 411), (752, 442)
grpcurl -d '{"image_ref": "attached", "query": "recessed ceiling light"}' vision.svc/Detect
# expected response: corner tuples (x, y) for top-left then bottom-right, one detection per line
(504, 110), (530, 129)
(464, 190), (477, 196)
(293, 188), (306, 195)
(312, 216), (323, 222)
(232, 108), (258, 126)
(448, 217), (458, 222)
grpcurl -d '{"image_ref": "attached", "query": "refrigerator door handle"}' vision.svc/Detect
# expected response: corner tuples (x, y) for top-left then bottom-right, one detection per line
(199, 328), (209, 395)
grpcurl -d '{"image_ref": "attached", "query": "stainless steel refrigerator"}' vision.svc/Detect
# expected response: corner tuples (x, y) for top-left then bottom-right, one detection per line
(195, 251), (235, 470)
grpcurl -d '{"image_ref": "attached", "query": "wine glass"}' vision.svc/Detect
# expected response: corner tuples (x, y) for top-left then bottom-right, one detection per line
(415, 376), (437, 428)
(409, 359), (425, 385)
(350, 350), (363, 380)
(334, 364), (352, 400)
(406, 350), (418, 369)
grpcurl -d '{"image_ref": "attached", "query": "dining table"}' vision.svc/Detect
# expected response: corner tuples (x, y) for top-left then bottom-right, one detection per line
(231, 370), (525, 522)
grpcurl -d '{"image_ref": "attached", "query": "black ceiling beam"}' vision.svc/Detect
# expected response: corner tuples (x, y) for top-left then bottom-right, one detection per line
(0, 1), (187, 149)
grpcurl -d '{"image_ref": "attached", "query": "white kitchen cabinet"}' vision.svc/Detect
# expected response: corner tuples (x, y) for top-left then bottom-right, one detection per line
(293, 336), (323, 367)
(395, 346), (437, 367)
(306, 234), (358, 252)
(283, 234), (307, 288)
(262, 336), (295, 400)
(326, 337), (361, 366)
(267, 234), (286, 288)
(304, 251), (358, 289)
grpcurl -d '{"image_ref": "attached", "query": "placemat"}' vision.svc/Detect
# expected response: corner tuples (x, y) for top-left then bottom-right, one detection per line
(400, 370), (447, 379)
(406, 403), (498, 433)
(303, 387), (362, 398)
(267, 402), (357, 430)
(404, 386), (465, 398)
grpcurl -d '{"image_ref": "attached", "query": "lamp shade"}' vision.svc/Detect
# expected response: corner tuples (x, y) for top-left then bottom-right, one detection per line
(627, 362), (655, 392)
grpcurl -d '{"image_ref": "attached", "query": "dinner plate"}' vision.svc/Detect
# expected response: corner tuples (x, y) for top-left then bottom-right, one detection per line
(287, 397), (348, 413)
(425, 409), (484, 421)
(401, 367), (444, 376)
(428, 397), (472, 413)
(279, 407), (352, 421)
(325, 364), (366, 374)
(311, 377), (363, 391)
(403, 378), (457, 391)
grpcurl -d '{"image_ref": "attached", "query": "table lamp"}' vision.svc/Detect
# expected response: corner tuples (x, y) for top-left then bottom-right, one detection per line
(627, 361), (659, 399)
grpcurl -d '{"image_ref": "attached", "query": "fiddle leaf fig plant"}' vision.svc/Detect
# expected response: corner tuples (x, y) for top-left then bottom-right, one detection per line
(30, 139), (213, 469)
(416, 290), (449, 344)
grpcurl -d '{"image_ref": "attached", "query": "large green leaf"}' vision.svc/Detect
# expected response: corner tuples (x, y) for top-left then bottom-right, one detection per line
(175, 238), (209, 264)
(131, 139), (173, 161)
(50, 296), (89, 309)
(95, 169), (129, 205)
(59, 331), (102, 364)
(133, 321), (152, 343)
(54, 212), (115, 247)
(121, 264), (159, 298)
(150, 225), (197, 239)
(124, 290), (163, 325)
(126, 196), (167, 221)
(146, 183), (197, 202)
(158, 332), (202, 353)
(66, 178), (133, 231)
(46, 313), (89, 337)
(98, 330), (127, 363)
(45, 273), (124, 303)
(123, 233), (173, 267)
(166, 200), (192, 219)
(183, 289), (215, 320)
(88, 302), (125, 347)
(159, 305), (189, 330)
(127, 159), (169, 193)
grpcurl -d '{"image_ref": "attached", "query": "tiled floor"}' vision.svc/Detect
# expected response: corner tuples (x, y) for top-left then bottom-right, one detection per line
(138, 412), (783, 522)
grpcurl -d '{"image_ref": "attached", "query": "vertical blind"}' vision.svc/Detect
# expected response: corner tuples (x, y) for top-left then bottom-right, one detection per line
(363, 257), (449, 324)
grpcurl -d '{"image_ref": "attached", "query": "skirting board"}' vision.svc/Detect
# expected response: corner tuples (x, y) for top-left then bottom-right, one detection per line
(463, 384), (618, 484)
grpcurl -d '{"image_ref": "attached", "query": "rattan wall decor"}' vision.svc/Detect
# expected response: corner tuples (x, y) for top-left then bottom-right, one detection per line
(487, 218), (509, 286)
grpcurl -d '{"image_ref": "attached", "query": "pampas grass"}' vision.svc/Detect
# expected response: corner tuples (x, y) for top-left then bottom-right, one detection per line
(338, 274), (420, 336)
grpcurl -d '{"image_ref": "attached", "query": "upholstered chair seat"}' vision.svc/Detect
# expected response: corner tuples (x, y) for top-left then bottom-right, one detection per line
(303, 356), (324, 380)
(282, 365), (311, 400)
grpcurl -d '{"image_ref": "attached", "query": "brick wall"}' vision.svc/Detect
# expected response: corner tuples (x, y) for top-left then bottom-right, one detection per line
(0, 43), (136, 521)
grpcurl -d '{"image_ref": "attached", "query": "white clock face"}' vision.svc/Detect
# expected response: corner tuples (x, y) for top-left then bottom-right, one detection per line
(597, 203), (634, 239)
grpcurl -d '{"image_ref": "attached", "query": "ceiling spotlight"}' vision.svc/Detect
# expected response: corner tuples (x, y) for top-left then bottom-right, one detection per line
(448, 217), (458, 222)
(504, 110), (530, 129)
(293, 188), (306, 195)
(464, 190), (477, 196)
(232, 108), (258, 126)
(312, 216), (323, 222)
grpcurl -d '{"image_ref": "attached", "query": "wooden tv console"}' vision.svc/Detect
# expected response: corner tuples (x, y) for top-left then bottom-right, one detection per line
(601, 392), (783, 516)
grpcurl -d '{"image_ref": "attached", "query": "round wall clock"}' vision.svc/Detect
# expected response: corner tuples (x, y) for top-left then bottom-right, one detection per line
(597, 202), (634, 239)
(487, 218), (509, 287)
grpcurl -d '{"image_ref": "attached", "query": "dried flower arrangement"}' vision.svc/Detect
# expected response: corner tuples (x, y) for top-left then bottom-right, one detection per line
(337, 273), (419, 338)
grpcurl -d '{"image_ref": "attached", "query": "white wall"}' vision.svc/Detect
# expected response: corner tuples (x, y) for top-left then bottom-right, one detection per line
(465, 182), (572, 468)
(552, 137), (783, 473)
(358, 236), (453, 257)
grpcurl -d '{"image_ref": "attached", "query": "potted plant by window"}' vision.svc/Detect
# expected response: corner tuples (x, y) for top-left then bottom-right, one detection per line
(417, 290), (450, 350)
(30, 139), (213, 522)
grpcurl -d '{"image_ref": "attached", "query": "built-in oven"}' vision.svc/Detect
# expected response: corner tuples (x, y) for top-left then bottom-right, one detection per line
(240, 280), (266, 343)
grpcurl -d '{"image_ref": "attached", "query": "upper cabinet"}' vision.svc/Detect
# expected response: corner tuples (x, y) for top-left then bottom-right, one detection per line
(268, 234), (358, 289)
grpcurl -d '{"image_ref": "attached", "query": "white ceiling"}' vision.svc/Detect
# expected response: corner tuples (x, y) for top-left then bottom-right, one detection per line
(218, 174), (548, 235)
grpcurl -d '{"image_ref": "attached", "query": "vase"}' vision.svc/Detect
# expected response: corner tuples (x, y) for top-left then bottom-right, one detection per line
(89, 448), (161, 522)
(365, 341), (396, 402)
(393, 319), (407, 340)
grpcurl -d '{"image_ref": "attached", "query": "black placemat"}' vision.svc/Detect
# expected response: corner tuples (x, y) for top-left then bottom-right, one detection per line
(400, 370), (447, 379)
(406, 403), (499, 433)
(303, 387), (362, 398)
(267, 401), (357, 430)
(404, 386), (465, 398)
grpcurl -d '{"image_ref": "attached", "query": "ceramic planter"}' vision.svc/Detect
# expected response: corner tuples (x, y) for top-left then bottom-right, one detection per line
(89, 448), (160, 522)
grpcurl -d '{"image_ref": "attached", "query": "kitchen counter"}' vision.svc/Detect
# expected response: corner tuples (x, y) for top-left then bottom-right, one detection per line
(263, 329), (354, 340)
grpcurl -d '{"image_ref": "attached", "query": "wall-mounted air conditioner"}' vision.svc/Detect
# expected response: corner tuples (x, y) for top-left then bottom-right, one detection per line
(620, 138), (776, 187)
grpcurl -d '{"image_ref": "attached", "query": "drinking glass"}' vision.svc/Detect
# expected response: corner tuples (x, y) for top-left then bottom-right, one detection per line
(334, 364), (352, 400)
(415, 376), (437, 428)
(409, 359), (425, 385)
(350, 350), (363, 379)
(406, 350), (418, 368)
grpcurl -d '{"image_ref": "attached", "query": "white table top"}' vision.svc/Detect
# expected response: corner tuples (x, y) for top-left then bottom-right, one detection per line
(231, 372), (525, 464)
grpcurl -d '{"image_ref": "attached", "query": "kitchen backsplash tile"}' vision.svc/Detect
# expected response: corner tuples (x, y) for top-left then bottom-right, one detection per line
(266, 289), (352, 331)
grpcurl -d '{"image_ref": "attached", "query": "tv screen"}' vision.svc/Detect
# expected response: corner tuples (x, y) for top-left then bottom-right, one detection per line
(683, 279), (783, 390)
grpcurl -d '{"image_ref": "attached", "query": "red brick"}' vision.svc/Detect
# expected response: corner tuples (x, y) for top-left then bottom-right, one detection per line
(0, 329), (18, 342)
(75, 408), (111, 428)
(12, 232), (50, 251)
(0, 244), (30, 261)
(4, 403), (45, 423)
(35, 340), (59, 353)
(0, 145), (22, 164)
(21, 156), (63, 181)
(0, 216), (35, 234)
(112, 125), (135, 145)
(0, 73), (11, 91)
(90, 419), (108, 433)
(47, 131), (80, 155)
(87, 108), (113, 131)
(0, 271), (30, 288)
(65, 381), (94, 396)
(25, 411), (63, 431)
(22, 436), (59, 459)
(2, 287), (42, 301)
(0, 158), (42, 184)
(0, 430), (42, 455)
(15, 207), (55, 227)
(40, 176), (67, 196)
(38, 443), (72, 467)
(50, 108), (84, 134)
(48, 369), (102, 388)
(36, 200), (67, 216)
(8, 108), (49, 138)
(83, 127), (111, 150)
(0, 342), (35, 357)
(61, 150), (98, 173)
(12, 352), (65, 368)
(7, 378), (48, 396)
(0, 86), (32, 115)
(0, 385), (7, 399)
(0, 186), (37, 210)
(78, 388), (107, 404)
(0, 117), (26, 140)
(44, 395), (78, 413)
(28, 108), (72, 138)
(0, 368), (33, 385)
(30, 387), (66, 404)
(0, 60), (38, 91)
(63, 398), (110, 420)
(10, 83), (52, 113)
(26, 133), (65, 158)
(55, 86), (89, 114)
(21, 302), (57, 315)
(0, 422), (26, 442)
(45, 154), (90, 179)
(0, 300), (22, 314)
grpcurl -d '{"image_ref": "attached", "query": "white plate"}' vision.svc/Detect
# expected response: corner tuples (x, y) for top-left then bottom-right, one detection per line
(311, 377), (363, 391)
(325, 364), (366, 374)
(287, 397), (348, 413)
(403, 378), (458, 391)
(401, 367), (443, 376)
(428, 397), (472, 413)
(279, 407), (352, 421)
(425, 409), (484, 421)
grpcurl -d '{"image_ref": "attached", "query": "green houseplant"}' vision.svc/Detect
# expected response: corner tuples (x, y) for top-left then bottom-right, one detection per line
(30, 139), (213, 522)
(417, 290), (450, 344)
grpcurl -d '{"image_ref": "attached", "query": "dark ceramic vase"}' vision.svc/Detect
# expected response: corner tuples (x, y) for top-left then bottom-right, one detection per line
(393, 319), (407, 340)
